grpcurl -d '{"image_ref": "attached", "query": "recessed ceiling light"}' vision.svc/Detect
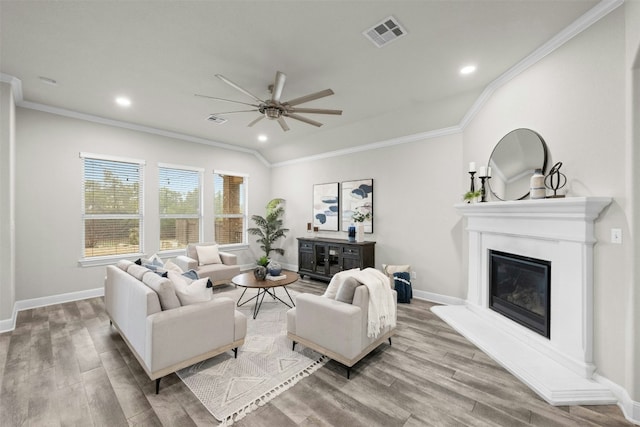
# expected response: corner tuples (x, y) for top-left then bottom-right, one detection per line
(115, 96), (132, 107)
(460, 65), (477, 75)
(258, 135), (268, 142)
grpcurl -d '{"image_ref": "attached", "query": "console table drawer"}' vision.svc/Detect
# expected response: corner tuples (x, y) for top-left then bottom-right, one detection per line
(342, 246), (360, 258)
(299, 241), (314, 252)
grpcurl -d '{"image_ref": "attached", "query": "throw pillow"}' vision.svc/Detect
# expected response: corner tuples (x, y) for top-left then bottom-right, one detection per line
(141, 272), (181, 310)
(393, 272), (413, 304)
(382, 264), (411, 288)
(163, 259), (183, 274)
(196, 244), (222, 266)
(169, 273), (212, 305)
(335, 277), (361, 304)
(182, 269), (199, 281)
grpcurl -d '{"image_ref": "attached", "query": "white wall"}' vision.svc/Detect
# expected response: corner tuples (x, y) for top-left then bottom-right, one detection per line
(463, 7), (632, 393)
(0, 82), (16, 321)
(272, 133), (466, 300)
(14, 108), (271, 301)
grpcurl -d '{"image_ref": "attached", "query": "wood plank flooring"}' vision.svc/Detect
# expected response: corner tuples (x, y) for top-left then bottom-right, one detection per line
(0, 278), (634, 427)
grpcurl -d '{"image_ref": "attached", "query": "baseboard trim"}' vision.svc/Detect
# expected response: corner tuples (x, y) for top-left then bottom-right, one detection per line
(413, 289), (464, 306)
(0, 287), (104, 333)
(594, 373), (640, 425)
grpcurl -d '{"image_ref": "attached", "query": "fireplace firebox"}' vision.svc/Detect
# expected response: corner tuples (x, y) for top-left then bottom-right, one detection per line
(489, 250), (551, 338)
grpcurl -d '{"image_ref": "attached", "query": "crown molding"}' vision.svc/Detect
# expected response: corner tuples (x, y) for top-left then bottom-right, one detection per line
(270, 126), (463, 168)
(1, 0), (623, 168)
(460, 0), (624, 128)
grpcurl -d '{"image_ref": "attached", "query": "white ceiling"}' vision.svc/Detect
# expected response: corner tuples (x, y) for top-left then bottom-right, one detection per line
(0, 0), (603, 163)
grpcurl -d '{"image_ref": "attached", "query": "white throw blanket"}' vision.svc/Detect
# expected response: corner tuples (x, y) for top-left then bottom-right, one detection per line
(324, 268), (397, 338)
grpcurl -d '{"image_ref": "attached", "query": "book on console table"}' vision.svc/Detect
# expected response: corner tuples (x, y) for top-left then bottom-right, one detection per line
(266, 274), (286, 281)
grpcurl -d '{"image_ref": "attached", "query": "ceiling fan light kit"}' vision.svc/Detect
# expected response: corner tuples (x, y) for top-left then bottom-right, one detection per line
(196, 71), (342, 132)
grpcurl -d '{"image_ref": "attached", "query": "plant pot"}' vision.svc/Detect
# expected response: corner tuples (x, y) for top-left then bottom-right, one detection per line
(254, 266), (267, 280)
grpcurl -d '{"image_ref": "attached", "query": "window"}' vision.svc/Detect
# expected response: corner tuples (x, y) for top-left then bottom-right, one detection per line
(214, 171), (247, 245)
(81, 153), (144, 259)
(159, 164), (202, 251)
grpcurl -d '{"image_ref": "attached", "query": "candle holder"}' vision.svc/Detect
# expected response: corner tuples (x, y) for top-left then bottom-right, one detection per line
(468, 171), (476, 193)
(479, 176), (491, 202)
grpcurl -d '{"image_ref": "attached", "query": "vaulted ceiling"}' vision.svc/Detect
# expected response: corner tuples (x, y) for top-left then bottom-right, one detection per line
(1, 1), (604, 163)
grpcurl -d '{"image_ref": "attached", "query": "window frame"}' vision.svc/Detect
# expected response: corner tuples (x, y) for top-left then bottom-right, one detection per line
(158, 163), (204, 255)
(213, 170), (249, 249)
(79, 152), (145, 267)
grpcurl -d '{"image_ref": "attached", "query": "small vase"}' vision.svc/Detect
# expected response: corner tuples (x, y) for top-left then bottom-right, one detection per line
(254, 266), (267, 280)
(530, 169), (546, 199)
(356, 224), (365, 242)
(267, 261), (282, 276)
(348, 225), (356, 242)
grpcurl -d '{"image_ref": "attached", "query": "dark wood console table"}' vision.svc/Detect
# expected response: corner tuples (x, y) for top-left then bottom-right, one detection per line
(297, 237), (375, 282)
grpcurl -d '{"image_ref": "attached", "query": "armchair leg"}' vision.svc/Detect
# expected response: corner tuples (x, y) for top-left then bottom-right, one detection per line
(155, 378), (161, 394)
(347, 366), (351, 380)
(292, 341), (297, 351)
(233, 347), (238, 358)
(389, 337), (392, 346)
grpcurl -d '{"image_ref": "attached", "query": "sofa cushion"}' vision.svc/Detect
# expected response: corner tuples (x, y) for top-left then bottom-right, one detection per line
(127, 264), (151, 280)
(116, 259), (134, 271)
(142, 272), (181, 310)
(335, 277), (361, 304)
(196, 244), (222, 265)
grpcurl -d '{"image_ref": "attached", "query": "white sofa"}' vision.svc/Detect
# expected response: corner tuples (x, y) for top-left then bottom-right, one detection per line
(287, 284), (397, 378)
(105, 262), (247, 393)
(174, 242), (241, 287)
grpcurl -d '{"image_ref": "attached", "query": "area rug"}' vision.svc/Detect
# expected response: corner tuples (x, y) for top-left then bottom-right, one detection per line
(176, 285), (327, 425)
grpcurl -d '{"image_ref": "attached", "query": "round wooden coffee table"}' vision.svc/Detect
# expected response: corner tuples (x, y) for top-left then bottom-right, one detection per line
(232, 270), (299, 319)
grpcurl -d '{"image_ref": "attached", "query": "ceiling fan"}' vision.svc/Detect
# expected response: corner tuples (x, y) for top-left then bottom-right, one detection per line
(195, 71), (342, 131)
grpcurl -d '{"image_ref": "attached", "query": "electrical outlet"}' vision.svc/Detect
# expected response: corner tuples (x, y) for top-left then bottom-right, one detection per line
(611, 228), (622, 244)
(411, 271), (417, 280)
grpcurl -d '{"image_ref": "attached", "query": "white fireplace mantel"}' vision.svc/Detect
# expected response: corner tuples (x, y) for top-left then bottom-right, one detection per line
(432, 197), (617, 406)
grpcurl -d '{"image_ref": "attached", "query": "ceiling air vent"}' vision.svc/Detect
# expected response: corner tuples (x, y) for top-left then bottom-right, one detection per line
(363, 16), (407, 48)
(207, 114), (228, 124)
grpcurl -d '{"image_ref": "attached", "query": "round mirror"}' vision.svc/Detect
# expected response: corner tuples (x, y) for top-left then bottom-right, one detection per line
(488, 128), (548, 201)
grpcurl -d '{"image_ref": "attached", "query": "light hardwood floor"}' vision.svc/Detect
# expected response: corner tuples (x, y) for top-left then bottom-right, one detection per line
(0, 278), (634, 427)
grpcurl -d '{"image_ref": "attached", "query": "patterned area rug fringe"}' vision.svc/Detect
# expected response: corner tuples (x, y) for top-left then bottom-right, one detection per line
(220, 355), (327, 426)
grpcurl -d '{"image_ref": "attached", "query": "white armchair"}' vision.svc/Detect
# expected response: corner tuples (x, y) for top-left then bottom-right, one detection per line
(174, 242), (240, 286)
(286, 284), (397, 378)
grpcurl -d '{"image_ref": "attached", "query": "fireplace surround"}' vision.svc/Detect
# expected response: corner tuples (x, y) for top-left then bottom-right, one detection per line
(433, 197), (616, 405)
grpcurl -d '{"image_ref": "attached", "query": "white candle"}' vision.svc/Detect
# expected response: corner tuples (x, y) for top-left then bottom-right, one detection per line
(487, 167), (492, 177)
(479, 166), (486, 177)
(469, 162), (476, 173)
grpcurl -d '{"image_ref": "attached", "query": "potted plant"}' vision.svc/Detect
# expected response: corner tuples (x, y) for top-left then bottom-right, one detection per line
(248, 198), (289, 272)
(351, 207), (371, 242)
(464, 190), (483, 203)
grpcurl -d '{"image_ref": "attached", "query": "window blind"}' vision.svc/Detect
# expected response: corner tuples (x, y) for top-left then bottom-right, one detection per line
(159, 165), (202, 250)
(81, 154), (144, 258)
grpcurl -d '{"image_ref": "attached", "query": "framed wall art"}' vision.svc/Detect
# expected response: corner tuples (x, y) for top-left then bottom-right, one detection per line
(341, 179), (373, 233)
(312, 182), (339, 231)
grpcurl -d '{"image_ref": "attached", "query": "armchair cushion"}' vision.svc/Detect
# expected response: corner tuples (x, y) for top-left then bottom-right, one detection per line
(335, 277), (361, 304)
(196, 244), (222, 265)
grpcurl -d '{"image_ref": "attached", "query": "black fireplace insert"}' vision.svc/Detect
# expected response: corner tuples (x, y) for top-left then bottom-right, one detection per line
(489, 250), (551, 338)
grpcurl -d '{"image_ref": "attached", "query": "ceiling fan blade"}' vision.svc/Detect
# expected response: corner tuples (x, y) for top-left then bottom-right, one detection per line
(194, 94), (259, 108)
(285, 113), (323, 127)
(215, 74), (265, 104)
(211, 109), (258, 115)
(277, 116), (290, 132)
(285, 89), (334, 106)
(247, 115), (265, 127)
(288, 107), (342, 115)
(271, 71), (286, 103)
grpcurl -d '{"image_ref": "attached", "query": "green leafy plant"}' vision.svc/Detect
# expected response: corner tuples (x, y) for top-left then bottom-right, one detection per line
(463, 190), (483, 202)
(248, 198), (290, 262)
(352, 207), (372, 223)
(256, 255), (270, 267)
